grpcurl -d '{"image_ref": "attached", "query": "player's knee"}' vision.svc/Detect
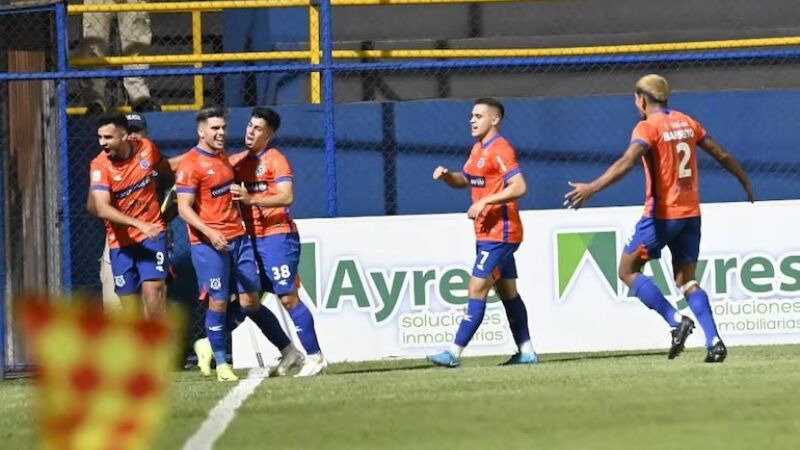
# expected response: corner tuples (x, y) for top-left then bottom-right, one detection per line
(468, 277), (492, 299)
(238, 292), (261, 310)
(279, 293), (300, 310)
(208, 298), (228, 312)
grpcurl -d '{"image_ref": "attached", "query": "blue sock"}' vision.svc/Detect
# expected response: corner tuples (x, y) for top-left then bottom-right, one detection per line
(454, 299), (487, 348)
(502, 296), (531, 346)
(242, 305), (291, 351)
(631, 275), (680, 328)
(288, 302), (321, 355)
(687, 289), (719, 348)
(205, 309), (228, 366)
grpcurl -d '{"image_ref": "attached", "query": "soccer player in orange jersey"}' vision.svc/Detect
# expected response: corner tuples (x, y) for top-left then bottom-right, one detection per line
(88, 113), (172, 320)
(427, 98), (538, 368)
(565, 74), (754, 363)
(176, 107), (299, 381)
(228, 107), (327, 377)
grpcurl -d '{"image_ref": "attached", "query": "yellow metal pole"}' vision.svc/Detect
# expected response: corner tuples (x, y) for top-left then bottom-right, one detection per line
(329, 36), (800, 58)
(67, 104), (200, 115)
(71, 51), (312, 66)
(69, 1), (311, 14)
(71, 35), (800, 67)
(67, 0), (518, 14)
(309, 3), (321, 104)
(192, 10), (204, 109)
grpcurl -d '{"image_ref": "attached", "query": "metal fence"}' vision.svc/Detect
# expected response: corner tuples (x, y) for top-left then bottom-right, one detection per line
(3, 0), (800, 376)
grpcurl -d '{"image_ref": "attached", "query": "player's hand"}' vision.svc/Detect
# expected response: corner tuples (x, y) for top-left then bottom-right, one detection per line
(230, 183), (252, 205)
(743, 181), (756, 203)
(433, 166), (449, 180)
(136, 221), (162, 240)
(564, 181), (596, 210)
(206, 229), (230, 251)
(467, 200), (488, 220)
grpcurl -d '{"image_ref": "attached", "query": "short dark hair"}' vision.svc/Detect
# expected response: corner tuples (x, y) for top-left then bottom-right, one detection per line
(96, 112), (128, 131)
(251, 107), (281, 133)
(196, 106), (226, 124)
(474, 97), (505, 119)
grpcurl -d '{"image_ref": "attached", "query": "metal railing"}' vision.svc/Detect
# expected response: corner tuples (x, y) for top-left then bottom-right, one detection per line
(65, 0), (800, 113)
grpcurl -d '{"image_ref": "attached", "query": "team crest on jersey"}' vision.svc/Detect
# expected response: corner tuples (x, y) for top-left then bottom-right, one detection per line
(477, 158), (486, 168)
(114, 276), (126, 287)
(139, 159), (151, 170)
(209, 277), (222, 290)
(256, 165), (266, 176)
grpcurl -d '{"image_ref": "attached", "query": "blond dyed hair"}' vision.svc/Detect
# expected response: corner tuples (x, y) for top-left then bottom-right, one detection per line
(635, 74), (669, 104)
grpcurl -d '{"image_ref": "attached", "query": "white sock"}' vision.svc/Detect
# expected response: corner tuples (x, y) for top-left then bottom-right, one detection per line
(448, 343), (464, 358)
(519, 340), (535, 354)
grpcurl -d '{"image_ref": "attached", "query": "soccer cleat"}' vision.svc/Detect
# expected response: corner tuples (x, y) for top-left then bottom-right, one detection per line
(501, 351), (540, 366)
(427, 350), (461, 368)
(269, 345), (305, 377)
(193, 338), (213, 376)
(705, 341), (728, 363)
(294, 353), (329, 378)
(216, 363), (239, 382)
(668, 316), (695, 360)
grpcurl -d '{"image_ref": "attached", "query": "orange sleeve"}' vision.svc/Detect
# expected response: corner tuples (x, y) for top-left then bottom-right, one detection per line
(271, 151), (294, 183)
(630, 121), (658, 151)
(493, 143), (521, 182)
(691, 117), (709, 144)
(89, 160), (111, 191)
(176, 157), (201, 194)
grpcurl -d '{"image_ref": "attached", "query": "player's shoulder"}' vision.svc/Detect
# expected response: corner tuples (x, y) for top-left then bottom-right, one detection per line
(134, 137), (158, 150)
(228, 150), (249, 167)
(177, 148), (200, 169)
(266, 147), (288, 160)
(489, 137), (517, 156)
(90, 151), (110, 168)
(670, 109), (703, 128)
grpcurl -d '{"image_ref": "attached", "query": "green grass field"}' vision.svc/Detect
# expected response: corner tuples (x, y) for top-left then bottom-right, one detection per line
(3, 345), (800, 450)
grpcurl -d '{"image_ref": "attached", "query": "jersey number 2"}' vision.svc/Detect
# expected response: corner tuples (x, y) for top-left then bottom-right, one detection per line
(676, 142), (692, 179)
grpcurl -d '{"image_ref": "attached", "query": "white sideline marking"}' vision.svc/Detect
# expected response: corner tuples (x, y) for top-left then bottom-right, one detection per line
(182, 368), (269, 450)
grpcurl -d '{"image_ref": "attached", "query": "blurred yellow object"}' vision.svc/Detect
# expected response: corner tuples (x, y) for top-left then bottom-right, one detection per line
(19, 295), (183, 450)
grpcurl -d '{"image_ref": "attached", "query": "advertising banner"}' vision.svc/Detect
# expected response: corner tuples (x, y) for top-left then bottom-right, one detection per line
(234, 200), (800, 367)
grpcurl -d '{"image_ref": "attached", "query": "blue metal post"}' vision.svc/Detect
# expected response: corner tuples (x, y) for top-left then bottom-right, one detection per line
(320, 0), (337, 217)
(0, 77), (5, 380)
(55, 1), (72, 292)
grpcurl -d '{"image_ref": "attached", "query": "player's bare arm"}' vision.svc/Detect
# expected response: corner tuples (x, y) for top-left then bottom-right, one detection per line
(177, 191), (230, 251)
(564, 142), (647, 210)
(166, 153), (187, 172)
(231, 180), (293, 207)
(698, 137), (755, 202)
(433, 166), (469, 189)
(86, 190), (98, 216)
(467, 173), (527, 219)
(89, 188), (162, 239)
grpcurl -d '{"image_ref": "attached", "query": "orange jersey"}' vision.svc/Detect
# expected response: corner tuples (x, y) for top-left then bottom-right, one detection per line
(229, 147), (298, 238)
(630, 109), (708, 219)
(462, 135), (523, 244)
(89, 138), (165, 249)
(175, 147), (245, 245)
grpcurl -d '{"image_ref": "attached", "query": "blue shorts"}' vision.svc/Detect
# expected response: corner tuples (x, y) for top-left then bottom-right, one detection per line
(254, 232), (301, 296)
(190, 235), (262, 301)
(472, 241), (519, 279)
(624, 216), (701, 263)
(109, 232), (169, 296)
